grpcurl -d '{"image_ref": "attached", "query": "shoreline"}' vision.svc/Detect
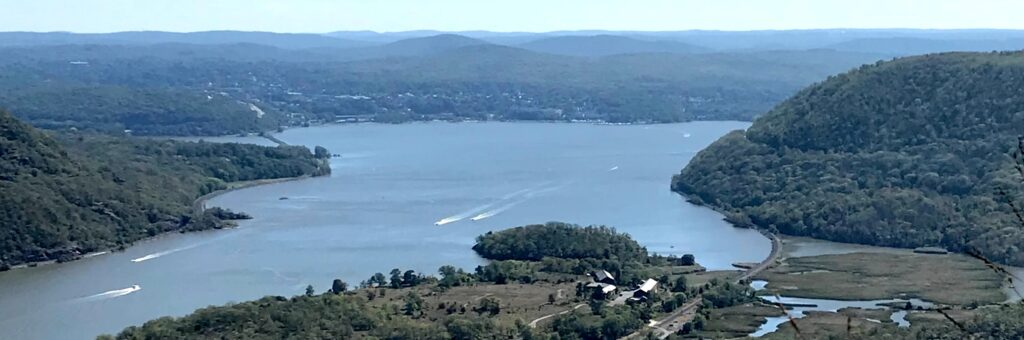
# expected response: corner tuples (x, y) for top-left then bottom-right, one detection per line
(192, 175), (312, 215)
(4, 174), (315, 273)
(674, 189), (1024, 302)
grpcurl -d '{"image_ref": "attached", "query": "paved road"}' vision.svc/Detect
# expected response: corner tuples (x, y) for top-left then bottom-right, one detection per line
(644, 299), (702, 339)
(737, 232), (782, 283)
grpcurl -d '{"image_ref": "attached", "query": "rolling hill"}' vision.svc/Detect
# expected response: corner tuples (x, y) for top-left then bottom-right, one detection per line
(0, 110), (330, 268)
(673, 51), (1024, 265)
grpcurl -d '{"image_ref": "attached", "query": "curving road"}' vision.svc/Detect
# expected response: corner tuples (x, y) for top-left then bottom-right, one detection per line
(737, 232), (782, 283)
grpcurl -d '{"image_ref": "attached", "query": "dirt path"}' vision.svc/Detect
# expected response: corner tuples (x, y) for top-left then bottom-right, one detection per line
(528, 304), (586, 328)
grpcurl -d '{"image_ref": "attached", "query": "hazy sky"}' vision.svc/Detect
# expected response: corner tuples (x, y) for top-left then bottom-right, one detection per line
(2, 0), (1023, 33)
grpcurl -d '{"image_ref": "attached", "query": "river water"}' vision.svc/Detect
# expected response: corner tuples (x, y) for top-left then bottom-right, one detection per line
(0, 122), (771, 339)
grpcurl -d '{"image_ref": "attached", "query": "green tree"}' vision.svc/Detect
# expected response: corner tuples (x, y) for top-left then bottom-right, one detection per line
(403, 270), (420, 286)
(304, 284), (315, 297)
(370, 272), (387, 287)
(476, 297), (502, 316)
(403, 291), (424, 317)
(331, 279), (348, 294)
(680, 254), (696, 266)
(672, 275), (688, 292)
(390, 268), (403, 288)
(439, 265), (464, 288)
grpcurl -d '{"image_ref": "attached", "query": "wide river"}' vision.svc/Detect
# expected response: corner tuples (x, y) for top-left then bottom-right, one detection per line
(0, 121), (770, 339)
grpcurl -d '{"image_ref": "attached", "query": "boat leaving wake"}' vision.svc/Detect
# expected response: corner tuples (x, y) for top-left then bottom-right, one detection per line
(434, 202), (497, 226)
(608, 166), (619, 171)
(131, 244), (199, 263)
(75, 285), (141, 302)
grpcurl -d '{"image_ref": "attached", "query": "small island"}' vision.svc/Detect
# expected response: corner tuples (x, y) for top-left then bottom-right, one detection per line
(103, 222), (756, 339)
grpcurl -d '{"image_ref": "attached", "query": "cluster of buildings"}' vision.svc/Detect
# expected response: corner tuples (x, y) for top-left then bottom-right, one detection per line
(585, 270), (659, 302)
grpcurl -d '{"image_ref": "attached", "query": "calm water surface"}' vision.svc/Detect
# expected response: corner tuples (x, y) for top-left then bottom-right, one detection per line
(0, 122), (770, 339)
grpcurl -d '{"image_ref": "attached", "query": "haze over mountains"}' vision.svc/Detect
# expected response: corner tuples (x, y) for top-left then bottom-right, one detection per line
(3, 29), (1024, 56)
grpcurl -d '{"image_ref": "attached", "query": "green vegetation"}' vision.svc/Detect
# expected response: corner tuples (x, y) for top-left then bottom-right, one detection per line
(102, 223), (723, 339)
(473, 222), (648, 262)
(473, 222), (696, 285)
(673, 51), (1024, 266)
(549, 305), (648, 339)
(0, 110), (329, 268)
(755, 252), (1005, 305)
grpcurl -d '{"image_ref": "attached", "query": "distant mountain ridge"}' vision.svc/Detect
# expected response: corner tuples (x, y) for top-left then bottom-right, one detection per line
(0, 30), (374, 49)
(8, 29), (1024, 55)
(517, 35), (706, 56)
(826, 37), (1024, 55)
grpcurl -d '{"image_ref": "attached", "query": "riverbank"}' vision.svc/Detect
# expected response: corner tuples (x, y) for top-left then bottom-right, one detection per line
(192, 175), (312, 215)
(5, 175), (315, 273)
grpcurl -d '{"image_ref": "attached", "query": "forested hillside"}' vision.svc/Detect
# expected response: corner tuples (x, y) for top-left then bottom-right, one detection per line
(0, 110), (330, 268)
(673, 51), (1024, 265)
(0, 40), (885, 135)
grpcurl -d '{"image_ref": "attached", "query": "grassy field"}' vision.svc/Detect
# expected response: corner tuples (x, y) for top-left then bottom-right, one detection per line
(363, 278), (584, 327)
(754, 251), (1005, 305)
(904, 308), (977, 330)
(688, 270), (741, 288)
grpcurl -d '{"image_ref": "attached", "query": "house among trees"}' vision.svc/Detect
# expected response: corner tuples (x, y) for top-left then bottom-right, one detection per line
(585, 282), (618, 298)
(632, 278), (659, 300)
(591, 270), (616, 284)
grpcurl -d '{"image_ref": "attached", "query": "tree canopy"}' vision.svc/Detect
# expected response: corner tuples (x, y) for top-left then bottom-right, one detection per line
(473, 222), (648, 262)
(0, 110), (330, 268)
(674, 51), (1024, 265)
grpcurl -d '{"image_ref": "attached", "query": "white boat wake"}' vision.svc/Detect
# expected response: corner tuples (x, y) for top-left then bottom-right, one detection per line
(436, 183), (570, 225)
(470, 182), (571, 222)
(75, 285), (141, 302)
(434, 185), (550, 226)
(434, 202), (497, 226)
(608, 166), (619, 171)
(131, 244), (199, 263)
(470, 199), (526, 221)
